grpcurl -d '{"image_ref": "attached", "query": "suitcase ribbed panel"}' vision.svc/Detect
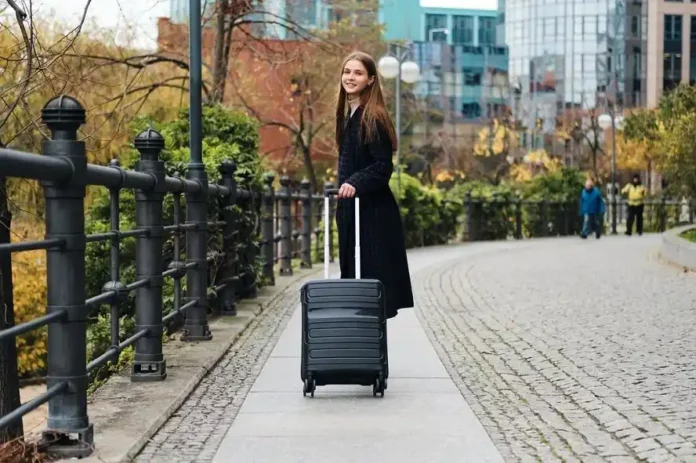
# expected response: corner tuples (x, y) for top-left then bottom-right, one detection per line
(300, 279), (388, 385)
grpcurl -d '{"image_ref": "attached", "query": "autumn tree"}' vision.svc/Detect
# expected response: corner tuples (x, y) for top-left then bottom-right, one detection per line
(555, 107), (605, 179)
(231, 0), (385, 190)
(0, 1), (194, 447)
(620, 108), (660, 191)
(472, 117), (520, 183)
(623, 84), (696, 198)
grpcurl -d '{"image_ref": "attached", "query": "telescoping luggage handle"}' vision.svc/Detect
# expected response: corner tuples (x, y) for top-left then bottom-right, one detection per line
(324, 188), (360, 280)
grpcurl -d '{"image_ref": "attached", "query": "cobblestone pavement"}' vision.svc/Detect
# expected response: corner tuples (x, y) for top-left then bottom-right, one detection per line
(137, 235), (696, 463)
(135, 277), (305, 462)
(414, 235), (696, 463)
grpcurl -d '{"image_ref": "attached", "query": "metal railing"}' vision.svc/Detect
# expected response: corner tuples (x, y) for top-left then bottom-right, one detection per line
(0, 95), (334, 457)
(462, 193), (693, 241)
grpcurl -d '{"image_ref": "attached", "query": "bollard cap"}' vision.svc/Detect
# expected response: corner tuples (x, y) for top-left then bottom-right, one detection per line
(219, 160), (237, 176)
(109, 158), (120, 167)
(300, 178), (311, 189)
(134, 128), (165, 160)
(41, 95), (86, 130)
(280, 175), (291, 186)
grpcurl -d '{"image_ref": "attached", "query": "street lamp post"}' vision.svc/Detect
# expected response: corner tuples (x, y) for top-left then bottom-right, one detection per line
(183, 0), (212, 340)
(377, 46), (420, 201)
(189, 0), (202, 166)
(598, 112), (624, 235)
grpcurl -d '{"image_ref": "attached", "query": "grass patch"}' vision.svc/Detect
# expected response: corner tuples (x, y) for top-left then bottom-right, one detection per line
(679, 228), (696, 243)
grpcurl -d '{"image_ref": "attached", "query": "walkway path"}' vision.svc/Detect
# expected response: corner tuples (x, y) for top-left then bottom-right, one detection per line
(137, 235), (696, 463)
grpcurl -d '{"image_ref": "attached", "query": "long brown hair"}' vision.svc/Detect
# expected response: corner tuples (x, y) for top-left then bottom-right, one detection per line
(335, 51), (397, 151)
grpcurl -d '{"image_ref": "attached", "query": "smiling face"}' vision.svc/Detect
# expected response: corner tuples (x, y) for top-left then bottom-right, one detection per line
(341, 59), (374, 96)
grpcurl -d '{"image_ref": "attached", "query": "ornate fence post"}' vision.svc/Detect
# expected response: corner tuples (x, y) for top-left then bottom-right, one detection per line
(659, 196), (667, 232)
(465, 191), (474, 241)
(325, 181), (335, 262)
(40, 95), (93, 456)
(279, 175), (293, 275)
(183, 160), (211, 341)
(541, 198), (549, 236)
(491, 192), (498, 238)
(217, 160), (237, 315)
(300, 178), (312, 268)
(131, 129), (167, 381)
(515, 194), (523, 240)
(261, 172), (276, 285)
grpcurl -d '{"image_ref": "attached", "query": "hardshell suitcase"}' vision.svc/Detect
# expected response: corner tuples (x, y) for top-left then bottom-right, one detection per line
(299, 190), (388, 398)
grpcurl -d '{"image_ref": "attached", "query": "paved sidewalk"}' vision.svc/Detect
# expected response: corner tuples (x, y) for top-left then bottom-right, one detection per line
(212, 247), (505, 463)
(213, 300), (504, 462)
(139, 234), (696, 463)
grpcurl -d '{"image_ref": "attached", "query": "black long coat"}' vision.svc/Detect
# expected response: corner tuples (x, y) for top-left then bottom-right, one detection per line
(336, 107), (414, 319)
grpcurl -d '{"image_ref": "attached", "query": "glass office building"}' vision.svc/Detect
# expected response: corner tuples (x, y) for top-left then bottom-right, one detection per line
(379, 0), (508, 121)
(169, 0), (332, 38)
(505, 0), (647, 135)
(410, 42), (509, 121)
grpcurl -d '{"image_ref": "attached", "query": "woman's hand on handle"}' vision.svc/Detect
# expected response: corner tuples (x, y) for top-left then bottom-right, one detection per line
(337, 183), (356, 199)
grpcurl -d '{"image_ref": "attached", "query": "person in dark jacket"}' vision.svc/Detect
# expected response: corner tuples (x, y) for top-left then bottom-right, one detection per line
(579, 178), (606, 239)
(334, 51), (414, 319)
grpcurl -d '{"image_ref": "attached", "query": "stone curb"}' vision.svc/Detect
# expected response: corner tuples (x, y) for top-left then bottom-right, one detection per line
(67, 266), (323, 463)
(659, 224), (696, 272)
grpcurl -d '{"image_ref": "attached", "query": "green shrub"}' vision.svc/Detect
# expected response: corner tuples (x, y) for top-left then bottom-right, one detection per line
(443, 181), (515, 241)
(83, 105), (264, 385)
(390, 173), (461, 247)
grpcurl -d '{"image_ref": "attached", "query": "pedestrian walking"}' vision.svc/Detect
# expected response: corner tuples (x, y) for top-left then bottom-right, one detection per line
(579, 178), (606, 239)
(333, 51), (414, 319)
(622, 173), (647, 236)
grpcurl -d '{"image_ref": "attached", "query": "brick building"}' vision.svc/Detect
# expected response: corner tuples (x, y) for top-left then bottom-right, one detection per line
(156, 17), (336, 177)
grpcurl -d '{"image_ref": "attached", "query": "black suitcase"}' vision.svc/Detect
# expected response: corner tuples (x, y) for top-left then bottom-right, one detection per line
(299, 191), (388, 398)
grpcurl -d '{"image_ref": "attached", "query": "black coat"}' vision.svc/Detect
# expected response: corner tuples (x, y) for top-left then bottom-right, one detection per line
(336, 107), (414, 319)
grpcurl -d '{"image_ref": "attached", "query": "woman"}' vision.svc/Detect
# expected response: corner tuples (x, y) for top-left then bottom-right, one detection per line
(334, 51), (414, 319)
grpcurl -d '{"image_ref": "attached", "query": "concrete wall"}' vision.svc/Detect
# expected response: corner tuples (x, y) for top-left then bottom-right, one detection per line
(660, 225), (696, 271)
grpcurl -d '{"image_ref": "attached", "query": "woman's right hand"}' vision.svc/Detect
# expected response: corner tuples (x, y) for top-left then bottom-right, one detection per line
(337, 183), (356, 199)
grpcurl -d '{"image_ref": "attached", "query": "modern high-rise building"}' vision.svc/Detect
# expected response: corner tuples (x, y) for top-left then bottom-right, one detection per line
(646, 1), (696, 107)
(504, 0), (648, 140)
(379, 0), (509, 122)
(169, 0), (333, 38)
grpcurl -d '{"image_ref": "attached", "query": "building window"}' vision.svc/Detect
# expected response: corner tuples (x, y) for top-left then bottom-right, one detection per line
(463, 68), (481, 85)
(663, 14), (683, 91)
(461, 103), (481, 119)
(664, 14), (682, 41)
(286, 0), (317, 27)
(663, 53), (682, 90)
(479, 17), (495, 45)
(631, 16), (639, 38)
(425, 14), (447, 42)
(452, 15), (474, 44)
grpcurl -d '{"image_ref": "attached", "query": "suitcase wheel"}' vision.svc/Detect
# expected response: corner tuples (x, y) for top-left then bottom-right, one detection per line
(303, 377), (316, 398)
(373, 374), (385, 398)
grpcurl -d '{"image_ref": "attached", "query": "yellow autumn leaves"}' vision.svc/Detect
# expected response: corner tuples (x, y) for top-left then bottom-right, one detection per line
(10, 220), (48, 377)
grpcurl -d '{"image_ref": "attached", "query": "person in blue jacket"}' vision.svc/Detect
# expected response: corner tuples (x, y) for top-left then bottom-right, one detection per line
(579, 177), (606, 239)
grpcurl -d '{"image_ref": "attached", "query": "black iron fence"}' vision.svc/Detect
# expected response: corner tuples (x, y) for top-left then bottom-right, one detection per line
(0, 96), (335, 457)
(1, 95), (692, 458)
(605, 197), (694, 232)
(462, 194), (692, 241)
